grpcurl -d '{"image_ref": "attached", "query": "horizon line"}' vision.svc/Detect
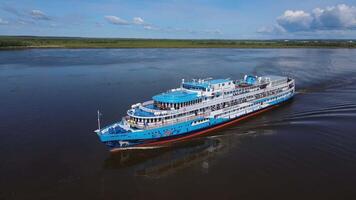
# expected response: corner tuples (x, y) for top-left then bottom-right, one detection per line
(1, 35), (356, 41)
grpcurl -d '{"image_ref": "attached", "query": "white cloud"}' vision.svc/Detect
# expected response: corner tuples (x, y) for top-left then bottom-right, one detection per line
(105, 15), (129, 25)
(257, 26), (273, 33)
(257, 24), (285, 34)
(0, 18), (9, 25)
(133, 17), (144, 25)
(312, 4), (356, 30)
(143, 25), (151, 30)
(104, 15), (222, 36)
(277, 10), (313, 32)
(30, 9), (50, 20)
(264, 4), (356, 33)
(143, 25), (160, 31)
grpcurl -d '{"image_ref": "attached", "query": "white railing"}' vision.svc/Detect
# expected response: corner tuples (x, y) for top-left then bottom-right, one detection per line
(142, 100), (154, 106)
(130, 81), (291, 118)
(130, 113), (207, 129)
(139, 105), (154, 113)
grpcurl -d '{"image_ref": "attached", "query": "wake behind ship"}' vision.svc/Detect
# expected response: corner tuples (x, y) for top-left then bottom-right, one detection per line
(95, 75), (295, 151)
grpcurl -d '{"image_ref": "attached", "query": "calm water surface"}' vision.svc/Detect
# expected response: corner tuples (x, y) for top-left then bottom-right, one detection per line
(1, 48), (356, 199)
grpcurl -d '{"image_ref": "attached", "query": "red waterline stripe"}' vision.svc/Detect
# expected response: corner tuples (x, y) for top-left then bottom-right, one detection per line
(135, 104), (278, 148)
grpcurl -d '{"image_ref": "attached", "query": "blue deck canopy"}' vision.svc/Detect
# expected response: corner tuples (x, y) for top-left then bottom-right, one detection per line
(153, 90), (198, 103)
(245, 75), (257, 84)
(183, 79), (230, 90)
(206, 79), (231, 85)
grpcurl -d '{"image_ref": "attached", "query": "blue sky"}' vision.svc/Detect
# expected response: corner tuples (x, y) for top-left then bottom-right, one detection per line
(1, 0), (356, 39)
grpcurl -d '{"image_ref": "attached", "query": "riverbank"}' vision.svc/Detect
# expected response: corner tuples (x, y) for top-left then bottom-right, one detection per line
(1, 36), (356, 49)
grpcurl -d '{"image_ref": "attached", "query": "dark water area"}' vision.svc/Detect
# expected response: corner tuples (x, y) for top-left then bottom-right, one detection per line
(1, 48), (356, 199)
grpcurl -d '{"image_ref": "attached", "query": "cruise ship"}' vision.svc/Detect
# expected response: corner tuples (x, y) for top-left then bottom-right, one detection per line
(95, 75), (295, 151)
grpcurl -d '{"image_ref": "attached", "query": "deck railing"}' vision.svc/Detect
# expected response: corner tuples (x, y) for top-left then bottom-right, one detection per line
(130, 113), (207, 129)
(133, 81), (289, 118)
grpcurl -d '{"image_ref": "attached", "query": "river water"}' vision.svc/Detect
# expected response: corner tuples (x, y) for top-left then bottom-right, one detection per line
(1, 48), (356, 199)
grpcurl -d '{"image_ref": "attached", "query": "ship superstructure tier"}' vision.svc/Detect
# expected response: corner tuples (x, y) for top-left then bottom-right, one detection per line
(96, 75), (295, 150)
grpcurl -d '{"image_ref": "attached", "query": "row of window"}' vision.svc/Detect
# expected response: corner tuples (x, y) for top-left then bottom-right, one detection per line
(215, 90), (291, 118)
(193, 119), (208, 123)
(131, 87), (290, 124)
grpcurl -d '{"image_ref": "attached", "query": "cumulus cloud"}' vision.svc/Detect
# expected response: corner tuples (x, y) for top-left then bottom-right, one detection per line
(133, 17), (144, 25)
(260, 4), (356, 34)
(105, 15), (129, 25)
(30, 9), (50, 20)
(0, 18), (9, 25)
(277, 10), (313, 31)
(312, 4), (356, 30)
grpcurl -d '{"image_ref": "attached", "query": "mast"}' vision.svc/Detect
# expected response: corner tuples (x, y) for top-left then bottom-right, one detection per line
(97, 110), (101, 132)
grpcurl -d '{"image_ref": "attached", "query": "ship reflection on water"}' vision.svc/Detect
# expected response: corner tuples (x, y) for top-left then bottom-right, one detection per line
(104, 137), (231, 178)
(104, 127), (274, 178)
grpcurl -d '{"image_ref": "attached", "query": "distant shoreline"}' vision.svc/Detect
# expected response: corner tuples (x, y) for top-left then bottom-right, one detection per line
(1, 36), (356, 49)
